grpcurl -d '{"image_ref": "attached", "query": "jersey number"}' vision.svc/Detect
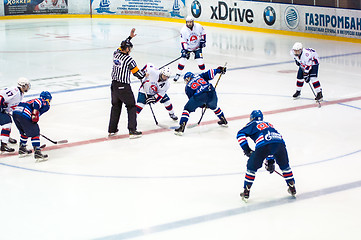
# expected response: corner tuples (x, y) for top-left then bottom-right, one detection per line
(256, 122), (273, 130)
(190, 79), (207, 90)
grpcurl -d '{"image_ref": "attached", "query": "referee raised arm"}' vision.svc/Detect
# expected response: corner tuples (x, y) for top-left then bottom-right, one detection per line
(108, 28), (145, 139)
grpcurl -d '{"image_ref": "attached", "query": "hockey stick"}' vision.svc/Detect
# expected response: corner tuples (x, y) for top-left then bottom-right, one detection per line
(40, 134), (68, 144)
(190, 63), (227, 128)
(308, 82), (321, 108)
(159, 56), (182, 69)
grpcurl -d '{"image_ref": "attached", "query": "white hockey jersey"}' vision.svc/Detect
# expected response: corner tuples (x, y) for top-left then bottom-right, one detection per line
(290, 48), (320, 74)
(180, 23), (206, 51)
(139, 64), (170, 98)
(0, 87), (24, 114)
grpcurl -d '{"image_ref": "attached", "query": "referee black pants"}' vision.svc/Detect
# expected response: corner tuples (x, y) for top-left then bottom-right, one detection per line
(108, 81), (137, 133)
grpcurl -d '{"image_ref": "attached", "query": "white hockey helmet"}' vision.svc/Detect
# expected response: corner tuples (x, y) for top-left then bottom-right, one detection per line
(185, 15), (194, 22)
(159, 67), (171, 81)
(17, 77), (31, 93)
(292, 42), (303, 51)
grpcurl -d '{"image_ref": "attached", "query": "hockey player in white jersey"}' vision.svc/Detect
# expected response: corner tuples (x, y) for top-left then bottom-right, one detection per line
(290, 42), (323, 101)
(173, 15), (206, 82)
(136, 64), (178, 121)
(0, 78), (31, 153)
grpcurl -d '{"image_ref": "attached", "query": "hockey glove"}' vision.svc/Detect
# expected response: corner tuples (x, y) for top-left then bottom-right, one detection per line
(265, 159), (275, 174)
(31, 110), (39, 123)
(303, 74), (310, 83)
(200, 39), (206, 48)
(244, 149), (254, 157)
(146, 96), (157, 104)
(217, 66), (227, 74)
(181, 49), (190, 60)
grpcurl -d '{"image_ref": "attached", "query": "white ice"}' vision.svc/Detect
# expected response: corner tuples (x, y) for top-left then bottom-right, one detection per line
(0, 18), (361, 240)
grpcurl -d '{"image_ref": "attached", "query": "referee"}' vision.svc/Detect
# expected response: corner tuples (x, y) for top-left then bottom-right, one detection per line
(108, 28), (145, 139)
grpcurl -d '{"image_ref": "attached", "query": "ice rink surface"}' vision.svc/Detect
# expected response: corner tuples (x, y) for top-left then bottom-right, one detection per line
(1, 18), (361, 240)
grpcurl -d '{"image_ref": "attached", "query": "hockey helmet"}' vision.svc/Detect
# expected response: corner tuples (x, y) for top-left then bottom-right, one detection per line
(40, 91), (52, 103)
(120, 39), (133, 51)
(185, 15), (194, 29)
(17, 77), (31, 93)
(183, 72), (194, 82)
(185, 15), (194, 22)
(250, 110), (263, 121)
(292, 42), (303, 56)
(159, 67), (171, 82)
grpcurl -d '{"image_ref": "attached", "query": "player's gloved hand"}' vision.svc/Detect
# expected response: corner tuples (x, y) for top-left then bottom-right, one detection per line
(244, 149), (254, 157)
(303, 74), (310, 83)
(265, 159), (275, 174)
(31, 112), (39, 123)
(295, 59), (300, 66)
(146, 96), (157, 104)
(217, 66), (227, 74)
(200, 39), (206, 48)
(181, 49), (190, 60)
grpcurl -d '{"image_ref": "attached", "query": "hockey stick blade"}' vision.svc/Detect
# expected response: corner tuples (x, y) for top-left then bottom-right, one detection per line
(157, 123), (179, 130)
(40, 134), (68, 144)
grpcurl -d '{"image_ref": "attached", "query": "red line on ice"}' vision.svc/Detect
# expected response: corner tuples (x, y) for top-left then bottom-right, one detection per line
(1, 96), (360, 159)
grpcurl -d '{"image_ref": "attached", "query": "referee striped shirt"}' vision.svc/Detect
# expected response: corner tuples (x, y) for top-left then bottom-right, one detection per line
(111, 49), (144, 83)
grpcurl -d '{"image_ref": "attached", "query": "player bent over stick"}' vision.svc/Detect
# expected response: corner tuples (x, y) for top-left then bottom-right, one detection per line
(174, 66), (227, 136)
(136, 64), (178, 121)
(12, 91), (52, 162)
(237, 110), (296, 202)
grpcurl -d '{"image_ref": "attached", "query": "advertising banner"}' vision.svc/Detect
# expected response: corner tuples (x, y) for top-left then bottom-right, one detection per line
(92, 0), (186, 19)
(185, 0), (361, 39)
(4, 0), (68, 15)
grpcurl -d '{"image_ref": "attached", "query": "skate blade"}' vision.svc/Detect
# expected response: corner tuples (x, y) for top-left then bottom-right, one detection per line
(19, 153), (32, 158)
(219, 124), (228, 128)
(129, 135), (142, 139)
(35, 157), (48, 163)
(174, 131), (184, 136)
(293, 96), (300, 100)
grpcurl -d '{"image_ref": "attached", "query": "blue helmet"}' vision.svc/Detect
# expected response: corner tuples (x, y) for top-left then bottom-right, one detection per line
(40, 91), (52, 102)
(183, 72), (194, 82)
(250, 110), (263, 121)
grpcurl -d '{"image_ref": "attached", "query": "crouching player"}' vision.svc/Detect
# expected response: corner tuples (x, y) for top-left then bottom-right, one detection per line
(13, 91), (52, 162)
(237, 110), (296, 202)
(136, 64), (178, 121)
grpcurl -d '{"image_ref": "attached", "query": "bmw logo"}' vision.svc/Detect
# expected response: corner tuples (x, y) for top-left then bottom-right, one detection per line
(264, 6), (276, 26)
(284, 6), (299, 29)
(191, 0), (201, 18)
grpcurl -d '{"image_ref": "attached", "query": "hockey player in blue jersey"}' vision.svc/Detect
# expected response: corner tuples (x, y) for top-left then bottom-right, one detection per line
(174, 66), (227, 136)
(236, 110), (296, 202)
(12, 91), (52, 162)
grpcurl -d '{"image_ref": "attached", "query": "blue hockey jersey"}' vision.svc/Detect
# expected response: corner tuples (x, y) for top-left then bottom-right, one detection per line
(185, 68), (221, 99)
(236, 120), (285, 152)
(13, 98), (50, 120)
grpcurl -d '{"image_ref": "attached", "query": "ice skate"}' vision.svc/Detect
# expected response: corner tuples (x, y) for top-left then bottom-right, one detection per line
(18, 144), (32, 157)
(293, 90), (301, 99)
(34, 148), (48, 162)
(315, 91), (323, 102)
(174, 122), (186, 136)
(240, 185), (251, 203)
(169, 113), (178, 121)
(173, 74), (180, 82)
(108, 129), (119, 137)
(217, 116), (228, 127)
(287, 181), (296, 197)
(1, 142), (15, 153)
(129, 130), (142, 139)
